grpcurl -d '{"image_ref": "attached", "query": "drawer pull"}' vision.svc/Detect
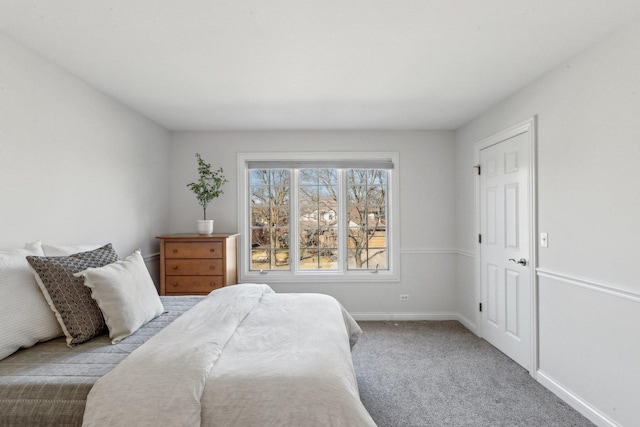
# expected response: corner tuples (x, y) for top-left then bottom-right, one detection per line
(172, 249), (178, 253)
(209, 265), (215, 270)
(210, 282), (215, 287)
(210, 249), (215, 253)
(173, 265), (178, 270)
(172, 282), (178, 287)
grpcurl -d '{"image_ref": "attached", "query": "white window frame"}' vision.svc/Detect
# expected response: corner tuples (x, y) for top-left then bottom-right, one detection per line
(238, 151), (400, 283)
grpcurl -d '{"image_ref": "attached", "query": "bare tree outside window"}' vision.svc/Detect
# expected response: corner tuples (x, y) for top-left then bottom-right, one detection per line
(299, 169), (338, 270)
(250, 169), (290, 270)
(248, 167), (388, 272)
(346, 169), (388, 269)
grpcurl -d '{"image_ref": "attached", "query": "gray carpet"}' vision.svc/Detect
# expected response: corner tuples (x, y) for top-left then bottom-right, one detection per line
(351, 321), (595, 427)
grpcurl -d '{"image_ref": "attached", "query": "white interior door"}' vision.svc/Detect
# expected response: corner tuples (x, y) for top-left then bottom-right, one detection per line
(479, 131), (531, 370)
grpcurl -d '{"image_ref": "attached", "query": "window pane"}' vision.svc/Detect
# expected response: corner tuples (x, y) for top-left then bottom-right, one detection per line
(298, 168), (339, 270)
(368, 228), (386, 248)
(347, 227), (368, 249)
(318, 185), (336, 200)
(319, 169), (337, 185)
(270, 186), (290, 206)
(319, 206), (338, 225)
(250, 170), (270, 186)
(299, 248), (338, 270)
(251, 249), (270, 270)
(347, 248), (387, 270)
(270, 169), (290, 186)
(251, 186), (270, 205)
(251, 207), (289, 228)
(346, 169), (367, 186)
(299, 186), (319, 206)
(346, 169), (388, 270)
(299, 228), (318, 249)
(250, 227), (269, 248)
(370, 170), (387, 185)
(270, 208), (289, 227)
(251, 227), (288, 251)
(299, 209), (319, 228)
(347, 186), (366, 205)
(321, 252), (338, 270)
(250, 207), (269, 226)
(367, 205), (386, 218)
(247, 163), (391, 276)
(270, 228), (288, 248)
(299, 169), (319, 185)
(300, 168), (337, 185)
(299, 248), (319, 270)
(347, 248), (367, 269)
(273, 249), (290, 269)
(365, 211), (385, 229)
(253, 213), (266, 228)
(368, 249), (388, 269)
(248, 168), (290, 271)
(348, 206), (366, 226)
(319, 227), (338, 249)
(367, 186), (386, 204)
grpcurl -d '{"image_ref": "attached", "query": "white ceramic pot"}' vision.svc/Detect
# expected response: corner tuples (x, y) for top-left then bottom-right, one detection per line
(197, 219), (214, 235)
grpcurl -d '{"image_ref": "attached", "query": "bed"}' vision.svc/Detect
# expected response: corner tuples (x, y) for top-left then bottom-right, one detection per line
(0, 296), (201, 426)
(0, 242), (375, 426)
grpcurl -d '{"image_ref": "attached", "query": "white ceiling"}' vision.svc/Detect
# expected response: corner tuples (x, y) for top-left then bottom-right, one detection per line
(1, 1), (639, 131)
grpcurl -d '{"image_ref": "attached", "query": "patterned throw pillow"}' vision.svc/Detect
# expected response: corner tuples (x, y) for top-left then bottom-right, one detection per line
(27, 244), (119, 346)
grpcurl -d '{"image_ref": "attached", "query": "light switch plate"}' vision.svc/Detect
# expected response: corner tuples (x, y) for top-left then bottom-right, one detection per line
(540, 232), (548, 248)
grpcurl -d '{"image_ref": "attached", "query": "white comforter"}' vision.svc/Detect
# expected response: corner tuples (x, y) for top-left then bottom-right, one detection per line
(82, 284), (375, 427)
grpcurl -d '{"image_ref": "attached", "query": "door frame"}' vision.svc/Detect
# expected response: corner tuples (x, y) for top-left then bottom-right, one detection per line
(473, 116), (538, 378)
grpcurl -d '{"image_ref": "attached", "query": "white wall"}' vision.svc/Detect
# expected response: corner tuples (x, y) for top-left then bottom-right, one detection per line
(0, 34), (171, 281)
(6, 14), (637, 423)
(455, 18), (640, 427)
(170, 130), (458, 317)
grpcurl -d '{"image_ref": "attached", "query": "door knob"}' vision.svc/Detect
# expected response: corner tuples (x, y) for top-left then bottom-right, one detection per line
(509, 258), (527, 266)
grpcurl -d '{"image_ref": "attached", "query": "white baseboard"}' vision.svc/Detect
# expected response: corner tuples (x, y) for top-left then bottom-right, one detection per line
(455, 313), (478, 335)
(143, 252), (160, 263)
(350, 312), (478, 334)
(536, 370), (620, 427)
(351, 312), (459, 321)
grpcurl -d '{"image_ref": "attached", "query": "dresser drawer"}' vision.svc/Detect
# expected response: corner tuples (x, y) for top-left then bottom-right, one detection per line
(158, 233), (238, 295)
(165, 242), (223, 259)
(165, 259), (224, 275)
(165, 276), (224, 294)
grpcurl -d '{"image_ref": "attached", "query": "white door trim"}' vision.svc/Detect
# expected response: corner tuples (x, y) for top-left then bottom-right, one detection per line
(473, 116), (538, 378)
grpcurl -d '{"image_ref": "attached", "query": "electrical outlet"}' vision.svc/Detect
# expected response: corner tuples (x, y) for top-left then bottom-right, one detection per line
(400, 294), (409, 301)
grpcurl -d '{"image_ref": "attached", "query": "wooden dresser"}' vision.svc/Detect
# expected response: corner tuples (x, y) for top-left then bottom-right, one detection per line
(157, 233), (238, 296)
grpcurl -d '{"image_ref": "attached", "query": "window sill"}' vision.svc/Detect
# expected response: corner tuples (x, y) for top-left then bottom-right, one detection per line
(239, 270), (400, 283)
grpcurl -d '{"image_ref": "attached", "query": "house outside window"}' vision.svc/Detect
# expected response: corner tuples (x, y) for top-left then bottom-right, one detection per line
(238, 152), (399, 283)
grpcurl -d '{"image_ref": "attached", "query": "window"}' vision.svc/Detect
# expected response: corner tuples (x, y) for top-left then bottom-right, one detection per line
(238, 152), (399, 282)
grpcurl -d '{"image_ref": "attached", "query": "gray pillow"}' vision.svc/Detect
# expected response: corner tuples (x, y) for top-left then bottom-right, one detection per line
(27, 244), (119, 346)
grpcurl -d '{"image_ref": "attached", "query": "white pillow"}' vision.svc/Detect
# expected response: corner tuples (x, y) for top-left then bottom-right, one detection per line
(42, 243), (102, 256)
(0, 242), (63, 360)
(74, 250), (164, 344)
(23, 240), (43, 253)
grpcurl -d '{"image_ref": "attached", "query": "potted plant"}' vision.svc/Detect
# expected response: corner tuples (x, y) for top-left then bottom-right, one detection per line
(187, 153), (228, 235)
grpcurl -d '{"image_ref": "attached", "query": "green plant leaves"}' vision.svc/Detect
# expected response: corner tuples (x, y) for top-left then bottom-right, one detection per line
(186, 153), (229, 219)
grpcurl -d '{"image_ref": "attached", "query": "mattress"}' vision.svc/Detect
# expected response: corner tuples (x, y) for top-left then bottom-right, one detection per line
(0, 296), (203, 427)
(80, 286), (374, 426)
